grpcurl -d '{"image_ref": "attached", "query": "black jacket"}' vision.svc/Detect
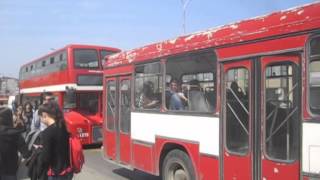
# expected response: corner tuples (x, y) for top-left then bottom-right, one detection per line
(0, 125), (30, 175)
(38, 123), (70, 179)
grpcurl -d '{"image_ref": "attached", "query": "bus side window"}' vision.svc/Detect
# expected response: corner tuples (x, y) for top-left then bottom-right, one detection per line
(134, 62), (162, 110)
(166, 50), (217, 113)
(309, 36), (320, 115)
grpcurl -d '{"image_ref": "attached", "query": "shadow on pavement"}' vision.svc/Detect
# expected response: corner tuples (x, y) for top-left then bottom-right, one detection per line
(83, 144), (102, 149)
(113, 168), (161, 180)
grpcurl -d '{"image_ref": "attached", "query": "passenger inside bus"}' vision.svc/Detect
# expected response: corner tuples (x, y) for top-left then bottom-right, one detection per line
(138, 81), (160, 109)
(230, 81), (246, 100)
(187, 80), (210, 112)
(167, 79), (187, 110)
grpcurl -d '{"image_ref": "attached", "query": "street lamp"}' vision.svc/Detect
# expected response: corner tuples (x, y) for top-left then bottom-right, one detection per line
(180, 0), (191, 34)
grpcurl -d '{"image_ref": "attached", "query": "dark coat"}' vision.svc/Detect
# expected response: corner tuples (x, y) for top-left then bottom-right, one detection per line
(0, 125), (30, 175)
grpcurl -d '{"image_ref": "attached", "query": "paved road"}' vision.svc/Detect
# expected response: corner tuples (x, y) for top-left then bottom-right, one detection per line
(18, 147), (160, 180)
(75, 147), (160, 180)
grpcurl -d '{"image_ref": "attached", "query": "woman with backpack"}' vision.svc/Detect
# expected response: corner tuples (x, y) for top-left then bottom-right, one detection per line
(0, 107), (30, 180)
(36, 102), (73, 180)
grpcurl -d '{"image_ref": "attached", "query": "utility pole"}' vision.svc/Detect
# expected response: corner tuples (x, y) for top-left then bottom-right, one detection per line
(180, 0), (191, 34)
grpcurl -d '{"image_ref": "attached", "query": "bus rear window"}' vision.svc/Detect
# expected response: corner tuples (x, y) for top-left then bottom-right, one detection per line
(74, 49), (99, 68)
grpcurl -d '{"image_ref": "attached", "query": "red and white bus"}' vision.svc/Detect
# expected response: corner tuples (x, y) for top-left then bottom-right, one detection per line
(102, 3), (320, 180)
(19, 44), (120, 145)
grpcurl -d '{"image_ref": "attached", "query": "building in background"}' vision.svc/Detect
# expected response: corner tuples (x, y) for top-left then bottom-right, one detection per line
(0, 76), (19, 105)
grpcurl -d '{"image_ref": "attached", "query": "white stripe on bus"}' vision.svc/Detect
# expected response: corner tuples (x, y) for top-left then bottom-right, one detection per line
(20, 83), (102, 93)
(131, 112), (220, 156)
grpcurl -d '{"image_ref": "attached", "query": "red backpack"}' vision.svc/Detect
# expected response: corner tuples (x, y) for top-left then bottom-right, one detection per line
(69, 135), (84, 173)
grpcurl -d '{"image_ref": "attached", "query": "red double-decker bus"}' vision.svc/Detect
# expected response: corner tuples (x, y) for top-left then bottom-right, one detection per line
(102, 2), (320, 180)
(19, 44), (120, 145)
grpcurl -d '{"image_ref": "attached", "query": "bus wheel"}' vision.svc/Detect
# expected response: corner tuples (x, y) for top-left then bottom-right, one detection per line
(162, 149), (195, 180)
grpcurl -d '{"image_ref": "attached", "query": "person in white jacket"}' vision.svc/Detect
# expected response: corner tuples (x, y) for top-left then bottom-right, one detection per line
(30, 92), (55, 132)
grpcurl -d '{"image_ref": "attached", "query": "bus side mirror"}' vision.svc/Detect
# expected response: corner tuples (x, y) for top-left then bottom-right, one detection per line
(64, 87), (76, 109)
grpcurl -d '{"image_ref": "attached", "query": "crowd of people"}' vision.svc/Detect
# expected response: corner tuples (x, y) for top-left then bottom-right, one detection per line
(0, 92), (74, 180)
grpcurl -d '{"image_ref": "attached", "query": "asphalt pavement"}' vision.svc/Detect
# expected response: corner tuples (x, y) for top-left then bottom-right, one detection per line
(17, 147), (160, 180)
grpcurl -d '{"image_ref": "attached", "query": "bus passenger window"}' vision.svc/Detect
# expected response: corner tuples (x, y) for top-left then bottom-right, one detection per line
(166, 50), (216, 113)
(134, 62), (162, 110)
(309, 36), (320, 115)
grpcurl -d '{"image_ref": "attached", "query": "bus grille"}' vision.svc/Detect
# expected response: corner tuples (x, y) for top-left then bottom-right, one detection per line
(92, 126), (102, 143)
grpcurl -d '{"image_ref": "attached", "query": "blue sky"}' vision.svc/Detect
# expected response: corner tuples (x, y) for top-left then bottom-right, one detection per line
(0, 0), (316, 78)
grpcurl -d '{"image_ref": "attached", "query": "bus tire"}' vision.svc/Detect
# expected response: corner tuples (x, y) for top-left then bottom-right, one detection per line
(161, 149), (196, 180)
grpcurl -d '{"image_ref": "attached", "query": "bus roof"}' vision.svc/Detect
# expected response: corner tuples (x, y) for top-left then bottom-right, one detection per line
(105, 2), (320, 67)
(21, 44), (120, 68)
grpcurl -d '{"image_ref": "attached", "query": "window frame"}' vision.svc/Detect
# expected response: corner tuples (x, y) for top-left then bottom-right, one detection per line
(106, 79), (117, 131)
(164, 49), (217, 114)
(307, 34), (320, 117)
(133, 60), (163, 112)
(119, 79), (131, 134)
(131, 49), (218, 116)
(263, 61), (300, 163)
(73, 48), (100, 69)
(224, 65), (251, 156)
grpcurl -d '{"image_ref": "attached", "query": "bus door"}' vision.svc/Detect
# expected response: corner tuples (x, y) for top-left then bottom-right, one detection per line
(260, 55), (301, 180)
(104, 76), (132, 165)
(222, 60), (253, 180)
(222, 56), (301, 180)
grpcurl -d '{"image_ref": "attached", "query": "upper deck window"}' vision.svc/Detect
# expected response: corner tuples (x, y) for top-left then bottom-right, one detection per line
(309, 36), (320, 115)
(20, 50), (67, 80)
(74, 49), (99, 69)
(50, 57), (55, 64)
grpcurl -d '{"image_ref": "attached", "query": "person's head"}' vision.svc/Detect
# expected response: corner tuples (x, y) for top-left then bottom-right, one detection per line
(17, 104), (23, 114)
(143, 81), (155, 97)
(38, 101), (65, 127)
(41, 92), (54, 105)
(0, 107), (13, 127)
(189, 79), (200, 91)
(24, 102), (33, 113)
(230, 81), (241, 93)
(170, 79), (179, 92)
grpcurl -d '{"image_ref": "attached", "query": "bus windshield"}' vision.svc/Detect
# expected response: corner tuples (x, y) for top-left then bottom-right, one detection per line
(78, 93), (99, 114)
(74, 49), (99, 68)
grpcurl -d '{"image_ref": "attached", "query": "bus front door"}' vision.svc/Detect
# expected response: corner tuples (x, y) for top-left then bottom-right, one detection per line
(222, 56), (301, 180)
(104, 76), (132, 165)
